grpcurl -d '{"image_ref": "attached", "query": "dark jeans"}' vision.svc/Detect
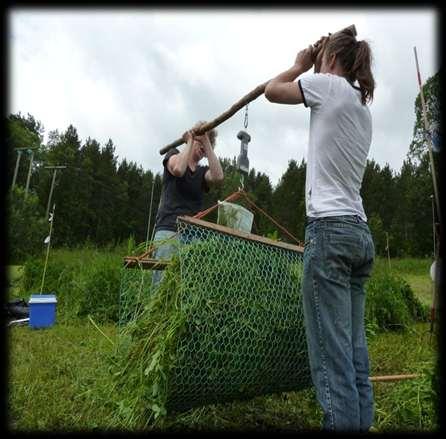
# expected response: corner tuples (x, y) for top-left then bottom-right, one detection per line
(302, 215), (375, 431)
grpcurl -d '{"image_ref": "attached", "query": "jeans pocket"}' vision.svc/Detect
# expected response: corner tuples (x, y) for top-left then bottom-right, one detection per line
(325, 233), (358, 286)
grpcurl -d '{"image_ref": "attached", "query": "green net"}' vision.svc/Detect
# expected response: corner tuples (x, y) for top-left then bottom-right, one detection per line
(116, 216), (311, 422)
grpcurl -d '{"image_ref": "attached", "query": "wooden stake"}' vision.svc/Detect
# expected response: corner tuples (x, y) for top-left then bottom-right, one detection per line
(369, 373), (419, 383)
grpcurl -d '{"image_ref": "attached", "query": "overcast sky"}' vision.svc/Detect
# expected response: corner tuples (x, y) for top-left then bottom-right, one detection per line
(9, 7), (438, 187)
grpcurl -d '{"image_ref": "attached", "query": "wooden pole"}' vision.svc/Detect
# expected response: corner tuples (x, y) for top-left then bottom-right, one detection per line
(159, 25), (356, 155)
(159, 82), (268, 155)
(369, 373), (419, 383)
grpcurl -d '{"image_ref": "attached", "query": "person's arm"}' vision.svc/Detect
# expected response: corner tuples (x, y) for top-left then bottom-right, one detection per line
(201, 134), (224, 184)
(264, 45), (314, 105)
(167, 130), (195, 177)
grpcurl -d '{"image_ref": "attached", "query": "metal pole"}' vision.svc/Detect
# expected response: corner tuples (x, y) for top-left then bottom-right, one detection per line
(12, 149), (23, 189)
(46, 169), (58, 219)
(40, 204), (55, 294)
(24, 150), (34, 199)
(44, 166), (66, 219)
(413, 47), (441, 226)
(414, 47), (441, 337)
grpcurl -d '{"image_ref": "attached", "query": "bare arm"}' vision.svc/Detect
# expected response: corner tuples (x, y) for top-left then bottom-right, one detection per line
(167, 130), (195, 177)
(264, 45), (314, 105)
(201, 134), (224, 185)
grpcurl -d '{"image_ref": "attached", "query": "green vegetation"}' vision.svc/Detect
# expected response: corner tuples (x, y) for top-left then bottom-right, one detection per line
(7, 187), (47, 265)
(6, 71), (440, 431)
(17, 247), (125, 323)
(8, 251), (438, 432)
(8, 319), (437, 432)
(5, 69), (441, 259)
(7, 265), (24, 298)
(109, 232), (308, 428)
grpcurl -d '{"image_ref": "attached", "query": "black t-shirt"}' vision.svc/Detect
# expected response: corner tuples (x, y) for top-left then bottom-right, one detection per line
(154, 148), (210, 232)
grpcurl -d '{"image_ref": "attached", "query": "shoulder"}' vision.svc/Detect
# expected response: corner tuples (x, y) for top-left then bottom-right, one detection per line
(299, 73), (334, 108)
(163, 148), (179, 167)
(300, 72), (333, 86)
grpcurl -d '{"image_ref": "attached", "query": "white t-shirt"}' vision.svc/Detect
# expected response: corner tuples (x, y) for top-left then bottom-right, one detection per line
(298, 73), (372, 221)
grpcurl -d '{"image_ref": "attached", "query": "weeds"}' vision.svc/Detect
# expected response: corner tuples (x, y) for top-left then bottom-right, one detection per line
(8, 252), (438, 432)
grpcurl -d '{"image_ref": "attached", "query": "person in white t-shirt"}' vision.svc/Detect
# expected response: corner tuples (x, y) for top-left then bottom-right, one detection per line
(265, 27), (376, 432)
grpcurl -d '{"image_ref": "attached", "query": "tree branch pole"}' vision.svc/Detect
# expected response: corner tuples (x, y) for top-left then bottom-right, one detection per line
(159, 24), (357, 156)
(159, 82), (268, 155)
(369, 373), (419, 383)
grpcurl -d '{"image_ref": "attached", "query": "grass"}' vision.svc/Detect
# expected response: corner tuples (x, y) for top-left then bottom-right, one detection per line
(373, 257), (434, 307)
(7, 254), (439, 432)
(8, 320), (117, 431)
(8, 321), (437, 432)
(16, 247), (125, 323)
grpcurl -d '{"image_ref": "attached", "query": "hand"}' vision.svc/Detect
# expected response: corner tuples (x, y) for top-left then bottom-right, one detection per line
(294, 45), (314, 72)
(182, 129), (195, 145)
(196, 133), (212, 156)
(312, 36), (329, 73)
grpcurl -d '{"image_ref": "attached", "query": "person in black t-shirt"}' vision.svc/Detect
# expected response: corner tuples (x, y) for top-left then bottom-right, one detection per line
(151, 120), (224, 289)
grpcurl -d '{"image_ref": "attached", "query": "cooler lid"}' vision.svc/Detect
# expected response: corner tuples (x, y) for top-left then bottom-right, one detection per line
(29, 294), (57, 304)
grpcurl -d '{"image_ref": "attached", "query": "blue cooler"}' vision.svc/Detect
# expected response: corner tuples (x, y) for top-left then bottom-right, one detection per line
(29, 294), (57, 329)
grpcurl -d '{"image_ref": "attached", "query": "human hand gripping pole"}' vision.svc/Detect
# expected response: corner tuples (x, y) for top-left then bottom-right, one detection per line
(159, 24), (356, 155)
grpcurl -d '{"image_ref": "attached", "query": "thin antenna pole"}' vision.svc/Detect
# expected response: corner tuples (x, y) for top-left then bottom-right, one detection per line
(413, 47), (441, 226)
(40, 204), (55, 294)
(45, 166), (66, 219)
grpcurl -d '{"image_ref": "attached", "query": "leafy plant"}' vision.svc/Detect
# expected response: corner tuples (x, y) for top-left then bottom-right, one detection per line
(7, 186), (47, 265)
(365, 270), (428, 333)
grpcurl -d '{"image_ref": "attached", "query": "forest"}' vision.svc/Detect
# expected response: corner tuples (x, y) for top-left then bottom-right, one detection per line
(6, 72), (441, 264)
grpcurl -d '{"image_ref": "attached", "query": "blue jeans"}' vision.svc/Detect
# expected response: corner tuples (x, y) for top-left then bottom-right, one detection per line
(302, 215), (375, 431)
(151, 229), (179, 291)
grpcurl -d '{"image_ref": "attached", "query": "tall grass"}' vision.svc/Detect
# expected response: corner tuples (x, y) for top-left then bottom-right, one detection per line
(8, 251), (438, 431)
(20, 247), (125, 323)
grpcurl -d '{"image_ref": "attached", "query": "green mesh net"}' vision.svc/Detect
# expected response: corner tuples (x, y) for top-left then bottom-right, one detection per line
(117, 215), (311, 422)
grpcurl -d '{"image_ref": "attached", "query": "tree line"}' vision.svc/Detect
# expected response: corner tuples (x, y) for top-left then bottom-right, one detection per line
(6, 72), (440, 263)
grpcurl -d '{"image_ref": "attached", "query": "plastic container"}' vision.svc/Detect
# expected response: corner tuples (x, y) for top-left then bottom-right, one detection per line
(29, 294), (57, 329)
(217, 201), (254, 233)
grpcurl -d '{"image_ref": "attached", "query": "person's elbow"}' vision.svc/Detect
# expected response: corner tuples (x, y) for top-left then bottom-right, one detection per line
(265, 82), (274, 102)
(264, 82), (279, 102)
